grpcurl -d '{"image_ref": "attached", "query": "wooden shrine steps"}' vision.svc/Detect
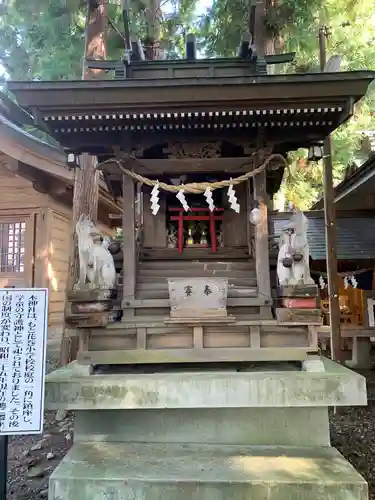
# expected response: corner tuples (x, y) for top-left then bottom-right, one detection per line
(135, 258), (258, 301)
(141, 245), (250, 261)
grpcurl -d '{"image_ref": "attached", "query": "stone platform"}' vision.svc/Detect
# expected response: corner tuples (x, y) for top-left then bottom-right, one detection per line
(45, 358), (368, 500)
(50, 443), (367, 500)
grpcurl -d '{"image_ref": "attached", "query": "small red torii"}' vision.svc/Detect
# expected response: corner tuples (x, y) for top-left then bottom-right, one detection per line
(168, 207), (224, 253)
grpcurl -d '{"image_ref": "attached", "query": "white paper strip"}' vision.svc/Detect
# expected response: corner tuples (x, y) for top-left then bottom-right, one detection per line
(150, 183), (160, 215)
(227, 182), (240, 213)
(204, 187), (215, 212)
(176, 189), (189, 212)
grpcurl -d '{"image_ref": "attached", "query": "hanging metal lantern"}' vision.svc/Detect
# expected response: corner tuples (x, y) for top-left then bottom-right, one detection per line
(249, 200), (261, 225)
(307, 142), (324, 162)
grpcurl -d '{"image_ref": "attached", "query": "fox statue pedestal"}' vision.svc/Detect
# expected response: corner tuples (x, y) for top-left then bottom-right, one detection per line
(45, 359), (368, 500)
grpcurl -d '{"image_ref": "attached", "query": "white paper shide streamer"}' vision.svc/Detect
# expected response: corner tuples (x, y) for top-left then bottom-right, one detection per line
(350, 275), (358, 288)
(343, 276), (349, 289)
(319, 275), (326, 290)
(227, 181), (240, 213)
(176, 188), (189, 212)
(204, 187), (215, 212)
(150, 183), (160, 215)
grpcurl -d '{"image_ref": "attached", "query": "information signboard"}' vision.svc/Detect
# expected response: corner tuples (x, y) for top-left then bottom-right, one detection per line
(0, 288), (48, 436)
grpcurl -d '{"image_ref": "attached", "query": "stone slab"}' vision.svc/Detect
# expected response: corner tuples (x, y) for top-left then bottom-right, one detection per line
(74, 407), (330, 447)
(44, 359), (367, 410)
(49, 443), (367, 500)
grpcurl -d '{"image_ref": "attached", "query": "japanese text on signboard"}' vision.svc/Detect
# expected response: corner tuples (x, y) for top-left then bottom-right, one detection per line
(0, 289), (48, 435)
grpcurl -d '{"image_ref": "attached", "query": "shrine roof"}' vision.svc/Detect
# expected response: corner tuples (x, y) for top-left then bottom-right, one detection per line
(9, 71), (374, 111)
(7, 70), (375, 156)
(272, 210), (375, 261)
(0, 92), (120, 214)
(312, 153), (375, 210)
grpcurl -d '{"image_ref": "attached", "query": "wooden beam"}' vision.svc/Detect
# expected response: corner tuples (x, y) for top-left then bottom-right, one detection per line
(121, 173), (136, 316)
(253, 170), (272, 302)
(77, 346), (316, 365)
(319, 26), (344, 363)
(103, 157), (261, 178)
(323, 136), (344, 362)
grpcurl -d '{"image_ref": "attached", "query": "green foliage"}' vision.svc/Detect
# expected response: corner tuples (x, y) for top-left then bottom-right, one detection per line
(281, 0), (375, 208)
(198, 0), (375, 209)
(0, 0), (86, 80)
(0, 0), (199, 80)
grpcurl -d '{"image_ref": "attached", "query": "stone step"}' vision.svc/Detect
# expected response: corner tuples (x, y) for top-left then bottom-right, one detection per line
(49, 443), (367, 500)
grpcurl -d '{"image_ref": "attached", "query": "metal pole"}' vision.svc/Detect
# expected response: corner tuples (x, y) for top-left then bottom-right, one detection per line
(319, 26), (343, 362)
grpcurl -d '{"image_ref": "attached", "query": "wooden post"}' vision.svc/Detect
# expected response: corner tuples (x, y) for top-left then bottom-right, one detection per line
(319, 26), (344, 362)
(121, 173), (136, 317)
(253, 171), (271, 302)
(61, 0), (108, 365)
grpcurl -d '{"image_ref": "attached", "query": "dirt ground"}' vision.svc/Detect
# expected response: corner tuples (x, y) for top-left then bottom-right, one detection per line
(6, 368), (375, 500)
(330, 369), (375, 500)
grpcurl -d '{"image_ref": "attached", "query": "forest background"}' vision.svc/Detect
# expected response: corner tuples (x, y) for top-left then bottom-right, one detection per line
(0, 0), (374, 209)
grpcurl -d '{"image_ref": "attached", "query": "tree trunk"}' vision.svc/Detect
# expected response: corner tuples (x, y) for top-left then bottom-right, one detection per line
(144, 0), (161, 60)
(253, 0), (277, 73)
(61, 0), (108, 365)
(82, 0), (108, 79)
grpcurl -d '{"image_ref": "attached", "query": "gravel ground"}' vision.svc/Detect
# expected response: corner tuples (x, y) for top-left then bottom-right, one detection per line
(6, 364), (375, 499)
(7, 357), (73, 500)
(330, 369), (375, 500)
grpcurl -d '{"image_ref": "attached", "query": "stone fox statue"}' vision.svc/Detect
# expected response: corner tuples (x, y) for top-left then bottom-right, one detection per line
(277, 209), (315, 286)
(75, 214), (116, 289)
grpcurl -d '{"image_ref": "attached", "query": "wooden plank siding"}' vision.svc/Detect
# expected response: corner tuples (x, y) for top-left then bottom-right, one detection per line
(47, 209), (71, 326)
(0, 162), (45, 209)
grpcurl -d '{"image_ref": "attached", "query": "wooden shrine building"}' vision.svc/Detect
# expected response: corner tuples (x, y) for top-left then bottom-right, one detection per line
(0, 92), (121, 339)
(8, 54), (375, 366)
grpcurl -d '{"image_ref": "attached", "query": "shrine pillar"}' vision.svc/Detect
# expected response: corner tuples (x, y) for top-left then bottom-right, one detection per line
(222, 183), (247, 247)
(253, 171), (271, 302)
(143, 192), (167, 248)
(121, 173), (136, 317)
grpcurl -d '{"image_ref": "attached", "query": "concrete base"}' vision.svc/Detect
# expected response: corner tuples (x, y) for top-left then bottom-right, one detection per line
(74, 407), (330, 446)
(49, 443), (367, 500)
(45, 359), (368, 500)
(346, 337), (373, 370)
(45, 358), (367, 409)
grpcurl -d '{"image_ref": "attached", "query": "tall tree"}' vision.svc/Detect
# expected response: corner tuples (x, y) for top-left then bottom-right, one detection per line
(198, 0), (375, 209)
(0, 0), (86, 80)
(62, 0), (108, 364)
(0, 0), (199, 80)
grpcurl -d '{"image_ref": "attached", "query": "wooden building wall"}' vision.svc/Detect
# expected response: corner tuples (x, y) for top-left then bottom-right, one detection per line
(0, 163), (45, 289)
(0, 161), (45, 210)
(47, 206), (71, 327)
(0, 161), (115, 349)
